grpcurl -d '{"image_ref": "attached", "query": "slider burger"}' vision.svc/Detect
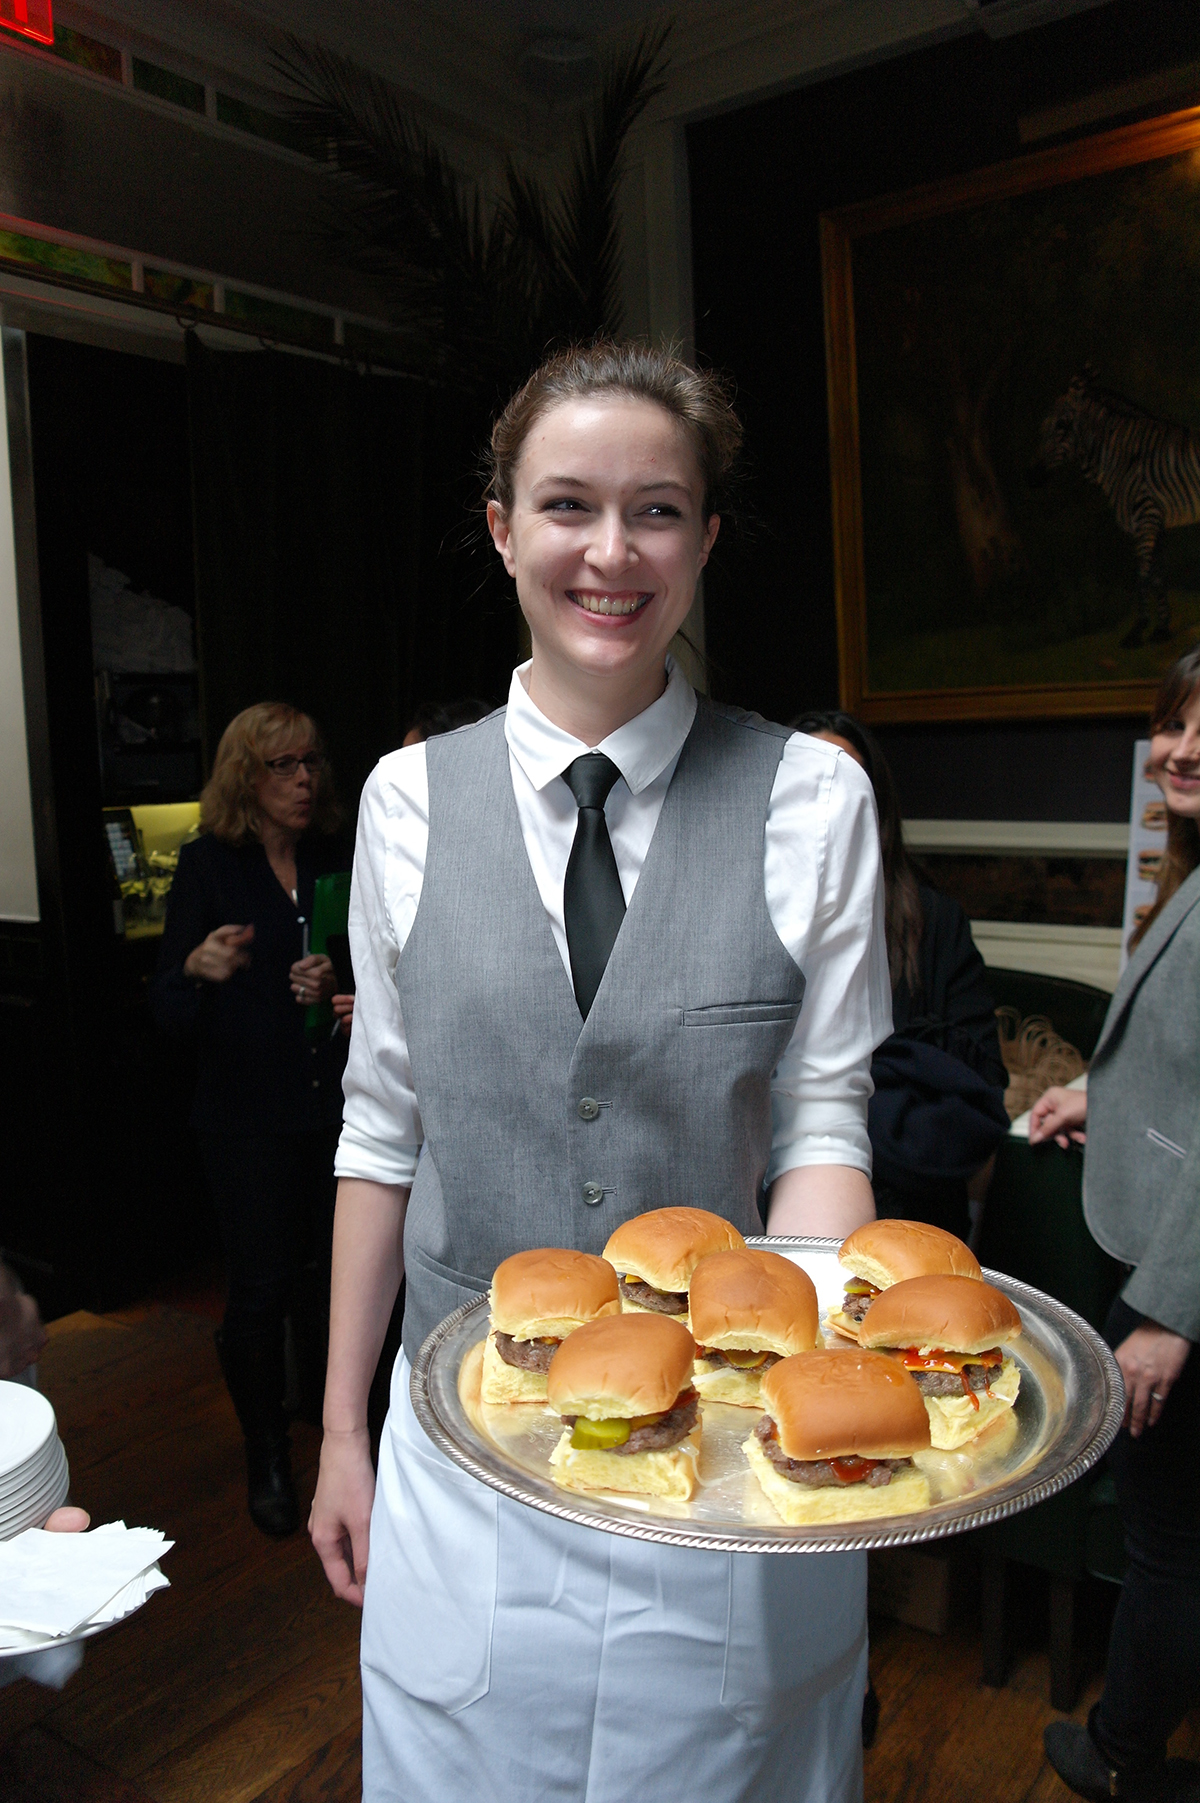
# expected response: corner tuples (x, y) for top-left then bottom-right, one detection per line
(690, 1248), (819, 1407)
(856, 1273), (1022, 1451)
(743, 1350), (931, 1525)
(481, 1248), (620, 1405)
(603, 1207), (745, 1325)
(826, 1218), (981, 1341)
(547, 1313), (701, 1500)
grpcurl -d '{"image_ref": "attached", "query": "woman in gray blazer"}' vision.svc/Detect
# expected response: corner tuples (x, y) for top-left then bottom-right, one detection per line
(1031, 644), (1200, 1803)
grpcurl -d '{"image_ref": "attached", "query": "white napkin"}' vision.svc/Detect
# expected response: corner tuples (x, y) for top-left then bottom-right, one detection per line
(0, 1521), (173, 1639)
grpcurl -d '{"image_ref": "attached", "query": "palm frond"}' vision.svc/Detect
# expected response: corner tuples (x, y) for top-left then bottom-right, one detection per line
(270, 24), (673, 386)
(550, 23), (673, 336)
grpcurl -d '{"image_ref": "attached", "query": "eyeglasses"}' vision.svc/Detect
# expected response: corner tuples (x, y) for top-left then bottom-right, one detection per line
(264, 752), (326, 778)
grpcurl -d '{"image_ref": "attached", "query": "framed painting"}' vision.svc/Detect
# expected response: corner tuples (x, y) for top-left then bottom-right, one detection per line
(821, 104), (1200, 722)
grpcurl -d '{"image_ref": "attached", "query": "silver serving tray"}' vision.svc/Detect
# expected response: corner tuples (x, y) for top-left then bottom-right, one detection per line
(410, 1237), (1124, 1553)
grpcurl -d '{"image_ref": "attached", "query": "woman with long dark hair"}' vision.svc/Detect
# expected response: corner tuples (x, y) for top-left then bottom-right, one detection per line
(792, 710), (1008, 1240)
(1032, 646), (1200, 1802)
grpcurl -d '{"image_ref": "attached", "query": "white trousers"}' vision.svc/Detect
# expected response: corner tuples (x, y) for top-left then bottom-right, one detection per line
(361, 1354), (868, 1803)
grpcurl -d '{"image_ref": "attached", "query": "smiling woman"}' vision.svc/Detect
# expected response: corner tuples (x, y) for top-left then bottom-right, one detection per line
(314, 342), (893, 1803)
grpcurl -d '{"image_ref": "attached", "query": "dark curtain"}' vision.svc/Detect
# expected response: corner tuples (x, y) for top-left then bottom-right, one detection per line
(186, 334), (515, 809)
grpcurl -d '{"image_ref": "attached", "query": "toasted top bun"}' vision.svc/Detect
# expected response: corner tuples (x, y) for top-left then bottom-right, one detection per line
(489, 1248), (620, 1340)
(857, 1274), (1021, 1356)
(547, 1313), (696, 1420)
(689, 1249), (818, 1355)
(602, 1208), (746, 1291)
(761, 1350), (930, 1460)
(839, 1219), (982, 1289)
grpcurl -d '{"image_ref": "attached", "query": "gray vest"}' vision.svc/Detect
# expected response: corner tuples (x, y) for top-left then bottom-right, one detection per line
(395, 699), (807, 1359)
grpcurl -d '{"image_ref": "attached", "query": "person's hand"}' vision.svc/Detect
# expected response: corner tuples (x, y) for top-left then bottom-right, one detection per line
(183, 923), (254, 984)
(309, 1426), (375, 1606)
(290, 953), (337, 1008)
(1116, 1320), (1191, 1437)
(1028, 1085), (1088, 1148)
(0, 1264), (47, 1378)
(332, 993), (355, 1037)
(43, 1507), (90, 1532)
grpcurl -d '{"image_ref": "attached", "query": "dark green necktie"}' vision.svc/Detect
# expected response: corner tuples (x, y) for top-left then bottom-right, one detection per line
(563, 753), (626, 1019)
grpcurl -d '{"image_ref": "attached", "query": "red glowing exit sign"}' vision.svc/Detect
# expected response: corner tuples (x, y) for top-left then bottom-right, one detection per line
(0, 0), (53, 46)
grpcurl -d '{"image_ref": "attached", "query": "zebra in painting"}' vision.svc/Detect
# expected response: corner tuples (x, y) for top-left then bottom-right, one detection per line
(1030, 368), (1200, 648)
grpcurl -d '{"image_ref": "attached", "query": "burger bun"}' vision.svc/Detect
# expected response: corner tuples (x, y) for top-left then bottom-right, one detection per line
(839, 1220), (982, 1290)
(546, 1313), (695, 1421)
(603, 1208), (745, 1295)
(489, 1247), (620, 1340)
(857, 1274), (1021, 1357)
(761, 1350), (931, 1462)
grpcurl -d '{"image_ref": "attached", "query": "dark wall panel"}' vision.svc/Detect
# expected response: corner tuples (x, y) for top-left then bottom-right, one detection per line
(688, 0), (1199, 820)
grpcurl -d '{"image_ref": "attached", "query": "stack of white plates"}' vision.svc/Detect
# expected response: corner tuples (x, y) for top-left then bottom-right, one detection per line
(0, 1381), (70, 1540)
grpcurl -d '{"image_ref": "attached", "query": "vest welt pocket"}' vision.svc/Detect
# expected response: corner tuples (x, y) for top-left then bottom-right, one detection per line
(681, 1001), (800, 1027)
(1146, 1127), (1188, 1159)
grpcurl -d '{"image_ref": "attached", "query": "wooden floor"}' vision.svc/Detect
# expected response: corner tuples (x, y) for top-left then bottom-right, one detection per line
(1, 1306), (1196, 1802)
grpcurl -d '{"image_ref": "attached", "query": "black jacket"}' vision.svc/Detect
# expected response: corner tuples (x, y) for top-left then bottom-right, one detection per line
(150, 832), (350, 1137)
(869, 886), (1008, 1229)
(888, 886), (1008, 1088)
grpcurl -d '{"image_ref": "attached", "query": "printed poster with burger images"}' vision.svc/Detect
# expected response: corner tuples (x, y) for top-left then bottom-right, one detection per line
(821, 103), (1200, 723)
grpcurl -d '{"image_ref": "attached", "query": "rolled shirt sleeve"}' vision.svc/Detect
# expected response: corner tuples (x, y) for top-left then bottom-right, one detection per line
(335, 753), (427, 1187)
(764, 735), (893, 1184)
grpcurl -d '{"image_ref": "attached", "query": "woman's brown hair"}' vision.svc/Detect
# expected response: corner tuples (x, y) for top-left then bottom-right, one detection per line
(199, 703), (342, 846)
(789, 709), (923, 995)
(484, 341), (743, 520)
(1129, 645), (1200, 951)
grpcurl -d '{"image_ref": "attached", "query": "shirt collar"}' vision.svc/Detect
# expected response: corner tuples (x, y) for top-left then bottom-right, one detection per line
(504, 656), (697, 797)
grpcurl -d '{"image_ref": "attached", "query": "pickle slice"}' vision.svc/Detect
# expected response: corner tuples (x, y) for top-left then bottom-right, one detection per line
(570, 1416), (631, 1450)
(722, 1349), (768, 1370)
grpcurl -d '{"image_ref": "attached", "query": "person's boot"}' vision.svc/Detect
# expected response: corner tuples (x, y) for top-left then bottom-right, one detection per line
(1045, 1711), (1200, 1802)
(215, 1323), (300, 1538)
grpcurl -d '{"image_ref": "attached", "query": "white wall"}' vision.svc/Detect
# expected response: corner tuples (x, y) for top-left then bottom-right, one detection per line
(0, 336), (38, 921)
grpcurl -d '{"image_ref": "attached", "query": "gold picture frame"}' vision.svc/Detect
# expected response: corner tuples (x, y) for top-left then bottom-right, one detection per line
(821, 104), (1200, 723)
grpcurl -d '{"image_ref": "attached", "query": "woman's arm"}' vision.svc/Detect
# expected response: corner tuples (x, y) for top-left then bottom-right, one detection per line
(766, 1164), (875, 1239)
(309, 1177), (408, 1607)
(1028, 1084), (1088, 1147)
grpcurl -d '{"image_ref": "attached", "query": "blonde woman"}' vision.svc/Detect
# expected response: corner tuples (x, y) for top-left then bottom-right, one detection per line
(151, 703), (349, 1537)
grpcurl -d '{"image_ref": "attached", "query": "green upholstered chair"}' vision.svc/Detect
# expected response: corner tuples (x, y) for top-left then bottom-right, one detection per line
(975, 970), (1125, 1709)
(984, 967), (1112, 1061)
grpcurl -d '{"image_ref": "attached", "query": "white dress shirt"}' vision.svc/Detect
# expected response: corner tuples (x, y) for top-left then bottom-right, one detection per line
(337, 660), (892, 1189)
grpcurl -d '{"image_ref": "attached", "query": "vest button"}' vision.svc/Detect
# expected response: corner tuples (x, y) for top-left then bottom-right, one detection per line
(581, 1181), (604, 1206)
(577, 1097), (600, 1121)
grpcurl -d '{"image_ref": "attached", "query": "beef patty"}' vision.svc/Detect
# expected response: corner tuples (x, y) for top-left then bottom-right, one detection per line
(561, 1390), (700, 1456)
(696, 1348), (782, 1372)
(911, 1360), (998, 1398)
(754, 1415), (911, 1488)
(840, 1291), (878, 1323)
(494, 1331), (559, 1374)
(618, 1276), (688, 1315)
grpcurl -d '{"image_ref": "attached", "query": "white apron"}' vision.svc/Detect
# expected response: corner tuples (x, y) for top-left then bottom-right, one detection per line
(361, 1354), (868, 1803)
